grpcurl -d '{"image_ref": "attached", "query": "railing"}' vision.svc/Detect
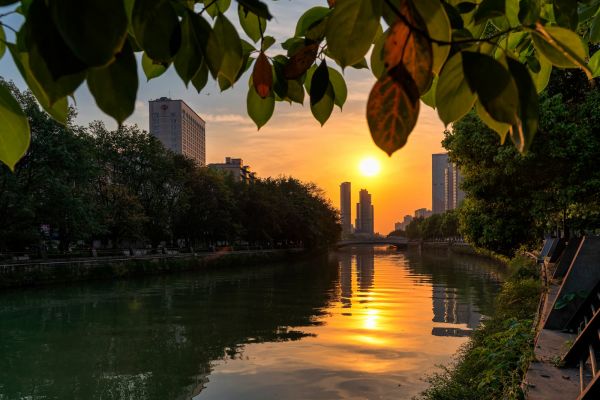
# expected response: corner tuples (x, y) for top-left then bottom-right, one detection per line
(561, 284), (600, 399)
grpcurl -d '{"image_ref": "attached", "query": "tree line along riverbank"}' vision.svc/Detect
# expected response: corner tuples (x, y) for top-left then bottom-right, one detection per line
(0, 81), (340, 258)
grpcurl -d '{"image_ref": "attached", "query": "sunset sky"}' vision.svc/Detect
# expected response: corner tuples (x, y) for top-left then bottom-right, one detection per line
(0, 0), (446, 233)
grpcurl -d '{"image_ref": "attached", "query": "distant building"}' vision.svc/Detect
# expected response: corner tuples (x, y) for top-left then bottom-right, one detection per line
(208, 157), (255, 183)
(340, 182), (352, 235)
(149, 97), (206, 165)
(355, 189), (374, 235)
(415, 208), (433, 219)
(394, 214), (414, 231)
(432, 153), (465, 214)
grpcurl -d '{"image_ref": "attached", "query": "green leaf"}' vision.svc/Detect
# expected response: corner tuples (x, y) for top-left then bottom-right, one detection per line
(203, 0), (232, 18)
(132, 0), (181, 63)
(506, 57), (538, 152)
(532, 26), (590, 76)
(554, 0), (579, 29)
(247, 82), (274, 129)
(325, 0), (382, 68)
(50, 0), (127, 67)
(8, 44), (69, 124)
(174, 11), (210, 85)
(462, 52), (519, 125)
(590, 50), (600, 77)
(142, 52), (168, 81)
(25, 0), (87, 80)
(413, 0), (451, 75)
(473, 0), (505, 24)
(367, 66), (420, 156)
(295, 6), (330, 37)
(191, 61), (209, 93)
(589, 11), (600, 43)
(530, 55), (552, 92)
(328, 67), (347, 110)
(436, 52), (476, 126)
(456, 2), (477, 14)
(87, 41), (138, 125)
(237, 0), (272, 20)
(310, 60), (329, 106)
(206, 14), (244, 87)
(286, 80), (305, 104)
(370, 30), (386, 79)
(475, 100), (510, 142)
(0, 25), (5, 60)
(421, 75), (437, 109)
(0, 84), (30, 171)
(311, 83), (335, 126)
(261, 36), (276, 51)
(351, 58), (369, 69)
(518, 0), (540, 25)
(238, 4), (266, 43)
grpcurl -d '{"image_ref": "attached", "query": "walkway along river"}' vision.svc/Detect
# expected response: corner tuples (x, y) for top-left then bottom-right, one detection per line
(0, 246), (504, 399)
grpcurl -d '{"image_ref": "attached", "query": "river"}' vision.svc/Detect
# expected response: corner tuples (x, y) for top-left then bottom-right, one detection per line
(0, 246), (503, 400)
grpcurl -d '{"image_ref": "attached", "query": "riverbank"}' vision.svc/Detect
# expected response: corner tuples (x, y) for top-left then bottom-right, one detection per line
(0, 248), (311, 288)
(418, 255), (541, 400)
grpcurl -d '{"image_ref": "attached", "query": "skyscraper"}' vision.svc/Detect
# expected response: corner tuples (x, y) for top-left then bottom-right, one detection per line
(432, 153), (465, 214)
(149, 97), (206, 166)
(340, 182), (352, 235)
(355, 189), (374, 235)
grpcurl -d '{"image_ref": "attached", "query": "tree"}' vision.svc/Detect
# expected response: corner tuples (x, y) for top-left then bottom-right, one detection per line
(444, 69), (600, 256)
(1, 0), (599, 170)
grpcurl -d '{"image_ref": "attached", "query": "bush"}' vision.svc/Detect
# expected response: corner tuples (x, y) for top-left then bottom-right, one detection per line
(419, 256), (540, 400)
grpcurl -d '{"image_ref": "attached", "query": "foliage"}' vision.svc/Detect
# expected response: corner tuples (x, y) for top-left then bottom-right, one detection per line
(444, 68), (600, 256)
(0, 0), (599, 168)
(0, 82), (341, 252)
(419, 255), (540, 400)
(404, 211), (459, 240)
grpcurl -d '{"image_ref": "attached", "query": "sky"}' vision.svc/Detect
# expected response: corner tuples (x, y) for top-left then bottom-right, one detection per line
(0, 0), (446, 233)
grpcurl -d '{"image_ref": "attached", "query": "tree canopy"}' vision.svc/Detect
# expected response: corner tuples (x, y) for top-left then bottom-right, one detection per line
(0, 80), (341, 253)
(0, 0), (599, 170)
(444, 68), (600, 256)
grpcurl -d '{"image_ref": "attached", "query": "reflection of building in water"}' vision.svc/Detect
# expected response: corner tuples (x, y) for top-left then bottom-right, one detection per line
(431, 285), (482, 337)
(339, 253), (353, 308)
(356, 248), (375, 291)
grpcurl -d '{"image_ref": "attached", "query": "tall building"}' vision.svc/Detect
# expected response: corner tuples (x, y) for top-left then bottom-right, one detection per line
(355, 189), (374, 235)
(149, 97), (206, 165)
(394, 214), (414, 231)
(432, 153), (465, 214)
(340, 182), (352, 235)
(208, 157), (255, 183)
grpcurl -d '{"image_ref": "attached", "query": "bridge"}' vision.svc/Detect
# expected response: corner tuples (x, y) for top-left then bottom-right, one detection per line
(335, 237), (408, 248)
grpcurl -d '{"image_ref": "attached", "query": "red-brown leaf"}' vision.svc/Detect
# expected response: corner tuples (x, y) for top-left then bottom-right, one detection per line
(253, 52), (273, 98)
(367, 65), (420, 156)
(284, 42), (319, 79)
(383, 2), (433, 94)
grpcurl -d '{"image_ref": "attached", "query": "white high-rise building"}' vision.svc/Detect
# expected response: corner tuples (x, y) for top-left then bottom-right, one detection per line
(432, 153), (465, 214)
(149, 97), (206, 166)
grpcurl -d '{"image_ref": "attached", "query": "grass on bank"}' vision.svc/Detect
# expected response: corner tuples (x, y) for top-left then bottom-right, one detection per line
(418, 255), (541, 400)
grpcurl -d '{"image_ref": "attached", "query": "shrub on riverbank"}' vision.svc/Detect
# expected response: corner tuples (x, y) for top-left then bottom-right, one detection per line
(419, 256), (540, 400)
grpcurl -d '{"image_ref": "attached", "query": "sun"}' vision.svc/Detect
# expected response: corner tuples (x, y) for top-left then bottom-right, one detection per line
(359, 157), (381, 177)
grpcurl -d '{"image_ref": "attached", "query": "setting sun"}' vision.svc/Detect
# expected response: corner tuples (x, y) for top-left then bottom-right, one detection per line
(359, 157), (381, 177)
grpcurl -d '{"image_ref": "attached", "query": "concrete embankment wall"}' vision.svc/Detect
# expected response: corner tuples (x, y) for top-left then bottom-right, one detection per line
(0, 249), (308, 289)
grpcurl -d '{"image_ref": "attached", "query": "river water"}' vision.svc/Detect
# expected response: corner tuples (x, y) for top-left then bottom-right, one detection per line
(0, 246), (503, 400)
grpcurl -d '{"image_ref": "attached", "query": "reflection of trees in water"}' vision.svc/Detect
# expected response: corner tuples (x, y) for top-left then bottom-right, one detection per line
(0, 257), (339, 400)
(403, 249), (504, 337)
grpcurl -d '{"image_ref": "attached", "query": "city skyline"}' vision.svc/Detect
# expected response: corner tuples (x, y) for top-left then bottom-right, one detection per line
(0, 1), (445, 233)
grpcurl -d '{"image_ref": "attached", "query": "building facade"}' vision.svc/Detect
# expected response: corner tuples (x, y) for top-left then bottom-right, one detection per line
(149, 97), (206, 166)
(208, 157), (255, 183)
(340, 182), (352, 235)
(432, 153), (465, 214)
(415, 208), (433, 219)
(394, 214), (414, 231)
(355, 189), (374, 235)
